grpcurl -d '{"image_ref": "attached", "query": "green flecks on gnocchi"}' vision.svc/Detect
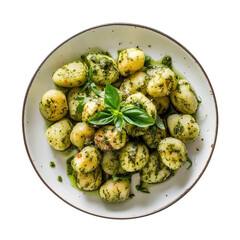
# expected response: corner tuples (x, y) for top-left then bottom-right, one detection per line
(72, 146), (101, 173)
(52, 61), (88, 87)
(119, 142), (149, 172)
(45, 118), (73, 151)
(158, 137), (188, 170)
(41, 47), (202, 204)
(140, 151), (172, 184)
(40, 89), (68, 121)
(167, 114), (200, 142)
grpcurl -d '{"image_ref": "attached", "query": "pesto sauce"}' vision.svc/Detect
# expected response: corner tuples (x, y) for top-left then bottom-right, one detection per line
(66, 155), (99, 196)
(50, 161), (55, 168)
(57, 176), (63, 182)
(144, 55), (185, 80)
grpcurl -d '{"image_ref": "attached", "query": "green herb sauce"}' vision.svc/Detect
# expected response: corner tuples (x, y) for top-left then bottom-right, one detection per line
(50, 161), (55, 168)
(57, 176), (63, 182)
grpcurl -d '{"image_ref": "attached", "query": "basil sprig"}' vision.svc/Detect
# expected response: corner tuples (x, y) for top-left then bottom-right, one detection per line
(88, 83), (155, 131)
(75, 67), (104, 114)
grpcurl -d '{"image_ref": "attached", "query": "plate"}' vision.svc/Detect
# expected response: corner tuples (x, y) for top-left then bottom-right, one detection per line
(22, 23), (218, 219)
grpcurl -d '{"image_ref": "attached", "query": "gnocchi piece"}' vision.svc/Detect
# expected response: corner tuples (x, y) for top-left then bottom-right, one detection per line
(45, 118), (72, 151)
(40, 89), (68, 121)
(125, 92), (157, 137)
(67, 87), (86, 121)
(118, 48), (145, 76)
(101, 151), (120, 175)
(86, 53), (119, 85)
(82, 98), (104, 122)
(94, 125), (127, 151)
(76, 166), (102, 191)
(158, 137), (187, 170)
(72, 146), (102, 173)
(119, 71), (147, 100)
(119, 142), (149, 172)
(140, 151), (171, 183)
(146, 67), (177, 97)
(52, 61), (88, 87)
(99, 179), (130, 203)
(167, 114), (200, 142)
(147, 95), (170, 115)
(70, 122), (95, 148)
(170, 79), (198, 114)
(142, 125), (167, 148)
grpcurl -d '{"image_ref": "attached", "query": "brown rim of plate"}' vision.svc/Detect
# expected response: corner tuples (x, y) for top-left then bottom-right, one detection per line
(22, 22), (219, 220)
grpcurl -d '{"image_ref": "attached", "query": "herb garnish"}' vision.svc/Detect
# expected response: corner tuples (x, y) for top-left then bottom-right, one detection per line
(88, 83), (155, 131)
(136, 181), (150, 193)
(75, 67), (104, 114)
(112, 170), (131, 181)
(186, 156), (192, 170)
(156, 115), (165, 130)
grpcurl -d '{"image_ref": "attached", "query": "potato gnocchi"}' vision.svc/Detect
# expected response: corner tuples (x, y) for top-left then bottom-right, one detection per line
(40, 48), (201, 204)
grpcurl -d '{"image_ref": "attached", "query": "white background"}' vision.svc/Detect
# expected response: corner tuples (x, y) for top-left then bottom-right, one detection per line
(1, 0), (239, 239)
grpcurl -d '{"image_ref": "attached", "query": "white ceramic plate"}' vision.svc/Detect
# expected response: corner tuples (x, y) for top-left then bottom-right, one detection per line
(22, 23), (218, 219)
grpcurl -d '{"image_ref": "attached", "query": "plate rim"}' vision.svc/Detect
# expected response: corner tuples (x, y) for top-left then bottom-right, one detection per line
(22, 22), (219, 220)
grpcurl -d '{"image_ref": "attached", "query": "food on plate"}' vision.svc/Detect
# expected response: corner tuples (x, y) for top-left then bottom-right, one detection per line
(170, 79), (198, 114)
(167, 114), (200, 142)
(40, 47), (201, 203)
(52, 61), (88, 87)
(71, 146), (101, 173)
(158, 137), (187, 170)
(40, 89), (68, 121)
(118, 48), (145, 76)
(45, 118), (72, 150)
(99, 179), (130, 203)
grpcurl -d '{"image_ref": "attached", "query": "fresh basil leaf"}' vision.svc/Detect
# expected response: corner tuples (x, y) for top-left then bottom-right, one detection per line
(136, 181), (150, 193)
(112, 169), (131, 181)
(88, 109), (115, 125)
(114, 114), (123, 132)
(186, 156), (192, 170)
(88, 67), (93, 81)
(122, 107), (155, 127)
(79, 82), (90, 93)
(196, 95), (202, 104)
(75, 97), (91, 114)
(156, 115), (165, 129)
(104, 83), (120, 110)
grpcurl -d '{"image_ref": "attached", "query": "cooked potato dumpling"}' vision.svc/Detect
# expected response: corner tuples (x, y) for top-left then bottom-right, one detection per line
(147, 67), (177, 97)
(82, 98), (104, 122)
(119, 142), (149, 172)
(119, 71), (147, 100)
(125, 92), (157, 137)
(101, 151), (119, 175)
(76, 166), (102, 191)
(140, 151), (171, 183)
(118, 48), (145, 76)
(167, 114), (200, 142)
(40, 89), (68, 121)
(45, 118), (72, 151)
(142, 125), (167, 148)
(170, 79), (198, 114)
(67, 87), (86, 121)
(86, 53), (119, 85)
(148, 95), (170, 115)
(158, 137), (187, 170)
(99, 179), (130, 203)
(52, 61), (88, 87)
(72, 146), (102, 173)
(94, 125), (127, 151)
(70, 122), (95, 148)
